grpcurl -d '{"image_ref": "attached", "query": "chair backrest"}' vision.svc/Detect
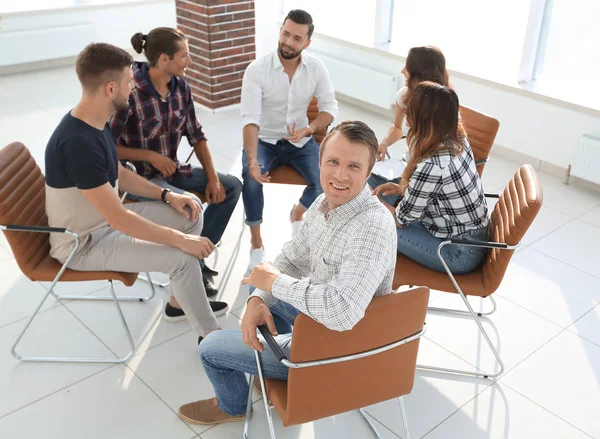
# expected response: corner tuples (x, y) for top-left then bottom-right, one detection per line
(307, 96), (327, 145)
(482, 164), (542, 293)
(281, 287), (429, 425)
(0, 142), (50, 278)
(460, 105), (500, 177)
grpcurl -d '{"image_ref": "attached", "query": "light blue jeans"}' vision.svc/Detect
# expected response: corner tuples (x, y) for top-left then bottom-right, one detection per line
(397, 221), (489, 274)
(199, 299), (301, 416)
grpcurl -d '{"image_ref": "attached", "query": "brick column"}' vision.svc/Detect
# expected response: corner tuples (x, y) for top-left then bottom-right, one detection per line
(175, 0), (256, 109)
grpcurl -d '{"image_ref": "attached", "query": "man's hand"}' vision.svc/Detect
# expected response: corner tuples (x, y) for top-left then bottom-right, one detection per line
(373, 182), (401, 197)
(166, 191), (201, 221)
(205, 177), (226, 204)
(376, 143), (389, 161)
(241, 297), (278, 352)
(178, 234), (215, 259)
(248, 160), (271, 185)
(284, 123), (313, 143)
(148, 152), (177, 178)
(241, 262), (281, 292)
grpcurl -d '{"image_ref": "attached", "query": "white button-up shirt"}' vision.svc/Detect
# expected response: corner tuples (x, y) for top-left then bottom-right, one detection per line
(241, 51), (339, 147)
(250, 185), (398, 331)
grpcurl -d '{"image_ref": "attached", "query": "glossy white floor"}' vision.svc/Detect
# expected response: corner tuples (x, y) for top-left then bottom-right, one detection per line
(1, 66), (600, 439)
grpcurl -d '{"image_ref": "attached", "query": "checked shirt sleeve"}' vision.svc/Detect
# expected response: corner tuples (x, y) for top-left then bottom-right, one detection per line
(396, 161), (443, 226)
(183, 84), (207, 146)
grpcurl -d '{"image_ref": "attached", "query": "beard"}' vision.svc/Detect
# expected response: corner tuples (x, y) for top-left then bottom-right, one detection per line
(278, 42), (302, 60)
(112, 95), (130, 112)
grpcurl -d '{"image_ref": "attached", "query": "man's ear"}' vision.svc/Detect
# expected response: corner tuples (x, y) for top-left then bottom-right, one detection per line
(105, 81), (115, 97)
(159, 53), (170, 66)
(304, 39), (312, 50)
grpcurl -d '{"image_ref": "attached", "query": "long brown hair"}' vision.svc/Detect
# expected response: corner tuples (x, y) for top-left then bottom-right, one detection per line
(400, 81), (466, 194)
(402, 46), (450, 108)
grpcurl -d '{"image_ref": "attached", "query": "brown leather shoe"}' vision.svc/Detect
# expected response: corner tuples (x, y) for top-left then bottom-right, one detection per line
(178, 397), (248, 425)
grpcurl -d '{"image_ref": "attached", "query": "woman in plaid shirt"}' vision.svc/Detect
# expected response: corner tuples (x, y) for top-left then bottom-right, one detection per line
(374, 82), (489, 274)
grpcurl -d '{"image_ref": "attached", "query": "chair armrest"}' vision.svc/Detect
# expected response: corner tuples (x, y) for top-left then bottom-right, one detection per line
(258, 322), (426, 369)
(447, 238), (518, 250)
(258, 325), (288, 362)
(1, 224), (71, 234)
(475, 157), (489, 166)
(484, 192), (500, 199)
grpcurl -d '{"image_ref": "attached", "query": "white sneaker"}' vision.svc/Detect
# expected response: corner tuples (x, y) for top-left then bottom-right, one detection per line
(248, 247), (265, 273)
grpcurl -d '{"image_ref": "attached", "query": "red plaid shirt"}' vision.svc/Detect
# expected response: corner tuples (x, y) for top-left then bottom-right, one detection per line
(109, 62), (207, 180)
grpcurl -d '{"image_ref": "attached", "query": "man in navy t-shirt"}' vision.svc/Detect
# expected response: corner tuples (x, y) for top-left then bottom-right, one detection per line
(45, 42), (227, 344)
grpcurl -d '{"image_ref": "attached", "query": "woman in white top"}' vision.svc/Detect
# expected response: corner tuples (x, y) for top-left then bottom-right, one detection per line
(369, 46), (450, 205)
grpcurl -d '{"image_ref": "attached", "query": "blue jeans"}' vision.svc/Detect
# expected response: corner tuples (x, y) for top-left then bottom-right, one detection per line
(128, 165), (242, 246)
(249, 286), (301, 334)
(242, 138), (322, 226)
(199, 299), (301, 416)
(367, 173), (401, 206)
(397, 222), (489, 274)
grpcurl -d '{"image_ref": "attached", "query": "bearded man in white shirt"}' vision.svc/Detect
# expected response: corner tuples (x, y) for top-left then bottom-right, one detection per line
(177, 121), (397, 426)
(240, 9), (339, 273)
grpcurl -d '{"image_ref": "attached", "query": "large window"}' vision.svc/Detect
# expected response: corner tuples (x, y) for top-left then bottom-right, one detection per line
(527, 0), (600, 108)
(282, 0), (378, 47)
(280, 0), (599, 109)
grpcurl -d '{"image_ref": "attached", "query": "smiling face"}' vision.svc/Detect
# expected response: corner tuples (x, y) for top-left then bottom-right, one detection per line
(164, 40), (192, 77)
(319, 131), (373, 210)
(278, 18), (311, 60)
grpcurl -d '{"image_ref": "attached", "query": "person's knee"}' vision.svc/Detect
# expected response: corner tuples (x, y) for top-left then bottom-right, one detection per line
(225, 176), (243, 198)
(199, 330), (231, 366)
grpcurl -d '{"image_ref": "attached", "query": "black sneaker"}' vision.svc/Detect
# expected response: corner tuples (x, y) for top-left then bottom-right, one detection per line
(203, 274), (219, 297)
(163, 301), (229, 323)
(164, 302), (186, 323)
(210, 301), (228, 317)
(202, 263), (219, 277)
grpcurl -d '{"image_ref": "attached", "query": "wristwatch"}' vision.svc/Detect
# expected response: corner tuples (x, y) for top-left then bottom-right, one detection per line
(161, 188), (171, 204)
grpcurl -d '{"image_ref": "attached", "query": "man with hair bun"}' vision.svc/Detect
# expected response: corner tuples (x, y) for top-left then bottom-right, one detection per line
(110, 27), (243, 318)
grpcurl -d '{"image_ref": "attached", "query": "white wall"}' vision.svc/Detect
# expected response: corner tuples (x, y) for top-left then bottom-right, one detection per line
(0, 0), (177, 66)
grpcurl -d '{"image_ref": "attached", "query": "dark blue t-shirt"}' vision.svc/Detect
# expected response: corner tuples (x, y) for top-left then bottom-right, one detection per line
(45, 112), (118, 190)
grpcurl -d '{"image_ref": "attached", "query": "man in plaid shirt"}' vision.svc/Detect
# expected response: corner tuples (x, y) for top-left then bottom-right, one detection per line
(177, 121), (397, 426)
(109, 28), (242, 308)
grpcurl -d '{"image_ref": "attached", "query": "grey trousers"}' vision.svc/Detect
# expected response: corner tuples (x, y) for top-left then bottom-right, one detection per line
(65, 202), (220, 337)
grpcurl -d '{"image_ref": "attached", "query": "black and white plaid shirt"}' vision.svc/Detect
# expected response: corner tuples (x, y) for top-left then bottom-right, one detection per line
(251, 185), (397, 331)
(395, 139), (489, 238)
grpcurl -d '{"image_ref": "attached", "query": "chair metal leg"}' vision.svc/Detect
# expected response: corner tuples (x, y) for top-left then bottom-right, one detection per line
(358, 408), (384, 439)
(138, 272), (169, 289)
(12, 280), (136, 363)
(399, 396), (410, 439)
(255, 350), (277, 439)
(428, 295), (497, 317)
(52, 272), (157, 302)
(417, 254), (505, 379)
(243, 374), (255, 439)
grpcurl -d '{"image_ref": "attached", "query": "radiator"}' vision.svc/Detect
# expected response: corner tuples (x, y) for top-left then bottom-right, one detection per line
(0, 24), (97, 67)
(312, 52), (401, 110)
(571, 134), (600, 185)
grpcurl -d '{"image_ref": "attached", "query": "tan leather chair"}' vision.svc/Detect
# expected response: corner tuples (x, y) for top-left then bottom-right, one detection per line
(245, 287), (430, 439)
(268, 97), (327, 185)
(0, 142), (156, 363)
(393, 165), (542, 378)
(460, 105), (500, 177)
